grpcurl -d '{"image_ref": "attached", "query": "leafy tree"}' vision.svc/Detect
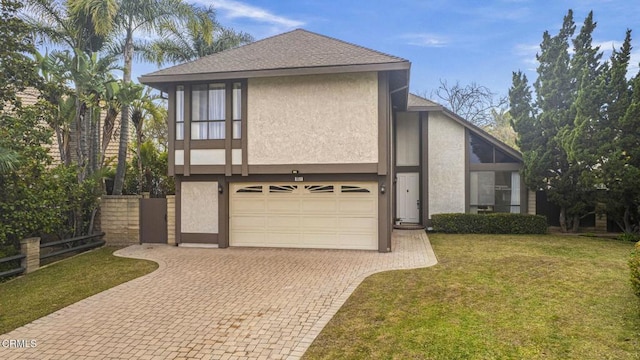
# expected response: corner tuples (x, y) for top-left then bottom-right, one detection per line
(510, 10), (608, 232)
(600, 31), (640, 233)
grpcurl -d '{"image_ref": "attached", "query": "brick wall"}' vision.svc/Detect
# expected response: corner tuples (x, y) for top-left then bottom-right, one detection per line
(527, 190), (536, 215)
(167, 195), (176, 245)
(100, 195), (142, 246)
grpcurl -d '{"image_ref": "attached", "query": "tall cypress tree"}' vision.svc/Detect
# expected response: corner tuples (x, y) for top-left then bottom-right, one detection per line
(531, 10), (581, 232)
(601, 30), (639, 232)
(511, 10), (610, 232)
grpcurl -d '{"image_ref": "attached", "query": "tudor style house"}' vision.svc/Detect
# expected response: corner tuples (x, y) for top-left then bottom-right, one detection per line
(140, 29), (530, 252)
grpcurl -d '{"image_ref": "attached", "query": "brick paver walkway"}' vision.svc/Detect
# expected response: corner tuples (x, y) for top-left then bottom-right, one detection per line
(1, 230), (437, 359)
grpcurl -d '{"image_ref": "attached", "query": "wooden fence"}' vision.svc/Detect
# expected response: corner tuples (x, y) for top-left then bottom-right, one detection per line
(0, 233), (105, 280)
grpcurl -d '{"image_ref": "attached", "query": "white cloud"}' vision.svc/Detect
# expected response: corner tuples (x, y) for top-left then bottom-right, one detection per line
(199, 0), (304, 29)
(402, 33), (449, 48)
(514, 43), (538, 70)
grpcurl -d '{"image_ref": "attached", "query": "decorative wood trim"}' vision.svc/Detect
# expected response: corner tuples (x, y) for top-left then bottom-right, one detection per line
(421, 111), (429, 223)
(378, 176), (390, 252)
(378, 72), (389, 175)
(140, 62), (411, 87)
(465, 128), (470, 213)
(175, 176), (182, 244)
(174, 141), (184, 150)
(248, 163), (378, 174)
(242, 79), (249, 176)
(184, 85), (191, 176)
(190, 140), (225, 149)
(168, 85), (176, 176)
(225, 83), (232, 176)
(218, 176), (229, 248)
(180, 233), (219, 244)
(469, 163), (522, 171)
(396, 166), (420, 172)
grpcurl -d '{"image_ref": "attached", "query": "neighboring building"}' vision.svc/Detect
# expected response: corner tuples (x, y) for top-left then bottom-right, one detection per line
(140, 29), (529, 252)
(17, 88), (128, 166)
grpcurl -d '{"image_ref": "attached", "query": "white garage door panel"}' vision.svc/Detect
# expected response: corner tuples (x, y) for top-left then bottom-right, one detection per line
(338, 199), (377, 214)
(300, 199), (338, 212)
(233, 199), (267, 212)
(267, 199), (301, 212)
(300, 216), (339, 229)
(230, 182), (378, 250)
(267, 215), (301, 229)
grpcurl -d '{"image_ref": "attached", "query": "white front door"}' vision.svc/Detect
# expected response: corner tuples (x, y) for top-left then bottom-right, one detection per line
(396, 172), (420, 223)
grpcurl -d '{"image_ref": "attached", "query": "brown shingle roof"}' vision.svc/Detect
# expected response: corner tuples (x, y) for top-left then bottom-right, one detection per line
(140, 29), (409, 82)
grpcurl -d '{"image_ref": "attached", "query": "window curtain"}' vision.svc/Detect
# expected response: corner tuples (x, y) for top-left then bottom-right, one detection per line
(191, 85), (208, 140)
(511, 172), (521, 213)
(208, 85), (226, 139)
(232, 84), (242, 139)
(176, 86), (184, 140)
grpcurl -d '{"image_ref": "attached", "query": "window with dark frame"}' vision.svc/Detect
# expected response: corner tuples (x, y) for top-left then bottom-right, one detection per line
(175, 82), (244, 141)
(176, 86), (184, 140)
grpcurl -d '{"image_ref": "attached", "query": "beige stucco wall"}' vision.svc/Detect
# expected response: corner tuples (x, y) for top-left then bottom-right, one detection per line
(181, 181), (218, 234)
(396, 112), (420, 166)
(428, 112), (466, 217)
(247, 72), (378, 165)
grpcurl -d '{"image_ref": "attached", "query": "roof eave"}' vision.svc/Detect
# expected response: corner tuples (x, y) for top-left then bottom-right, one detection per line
(140, 61), (411, 90)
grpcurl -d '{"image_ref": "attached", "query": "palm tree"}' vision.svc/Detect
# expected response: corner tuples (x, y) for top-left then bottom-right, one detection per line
(73, 0), (194, 195)
(130, 88), (166, 193)
(0, 147), (19, 174)
(24, 0), (106, 53)
(138, 6), (254, 65)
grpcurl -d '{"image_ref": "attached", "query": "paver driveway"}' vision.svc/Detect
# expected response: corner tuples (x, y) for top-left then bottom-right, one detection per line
(1, 230), (437, 359)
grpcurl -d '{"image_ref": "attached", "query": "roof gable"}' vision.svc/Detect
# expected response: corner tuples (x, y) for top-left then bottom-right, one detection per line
(141, 29), (409, 82)
(407, 93), (522, 161)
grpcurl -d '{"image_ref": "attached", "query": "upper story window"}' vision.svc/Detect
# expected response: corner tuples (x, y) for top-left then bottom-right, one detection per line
(232, 82), (242, 139)
(469, 133), (518, 163)
(176, 86), (184, 140)
(192, 84), (225, 140)
(173, 82), (243, 141)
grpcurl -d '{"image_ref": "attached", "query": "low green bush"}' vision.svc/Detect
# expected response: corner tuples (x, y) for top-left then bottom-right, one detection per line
(618, 233), (640, 243)
(630, 242), (640, 298)
(431, 213), (548, 234)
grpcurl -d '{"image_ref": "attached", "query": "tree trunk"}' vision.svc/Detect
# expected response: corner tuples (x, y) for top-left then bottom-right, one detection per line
(101, 107), (117, 167)
(624, 206), (633, 233)
(559, 206), (568, 232)
(112, 29), (134, 195)
(571, 214), (580, 233)
(90, 107), (100, 174)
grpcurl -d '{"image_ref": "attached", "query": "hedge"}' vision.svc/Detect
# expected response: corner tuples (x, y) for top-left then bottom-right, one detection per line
(431, 213), (548, 234)
(630, 241), (640, 298)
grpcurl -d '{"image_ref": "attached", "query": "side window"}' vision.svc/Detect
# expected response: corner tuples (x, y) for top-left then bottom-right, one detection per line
(175, 86), (184, 140)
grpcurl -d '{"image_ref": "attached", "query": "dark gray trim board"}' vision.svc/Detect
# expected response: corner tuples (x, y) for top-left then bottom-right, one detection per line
(140, 62), (411, 90)
(180, 233), (219, 244)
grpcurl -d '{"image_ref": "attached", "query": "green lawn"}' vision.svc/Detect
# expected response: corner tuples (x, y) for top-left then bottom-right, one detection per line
(304, 234), (640, 359)
(0, 246), (158, 334)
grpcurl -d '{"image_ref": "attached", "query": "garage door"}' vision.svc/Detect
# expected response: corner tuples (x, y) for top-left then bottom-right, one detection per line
(230, 182), (378, 250)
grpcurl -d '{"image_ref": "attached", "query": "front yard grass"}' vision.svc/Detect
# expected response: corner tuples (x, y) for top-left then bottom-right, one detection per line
(0, 246), (157, 334)
(304, 234), (640, 359)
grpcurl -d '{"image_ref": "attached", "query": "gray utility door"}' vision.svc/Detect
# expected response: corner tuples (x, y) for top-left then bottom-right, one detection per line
(396, 173), (420, 223)
(140, 198), (167, 244)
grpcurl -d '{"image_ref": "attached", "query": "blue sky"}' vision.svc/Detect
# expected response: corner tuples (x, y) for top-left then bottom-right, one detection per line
(37, 0), (640, 99)
(136, 0), (639, 98)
